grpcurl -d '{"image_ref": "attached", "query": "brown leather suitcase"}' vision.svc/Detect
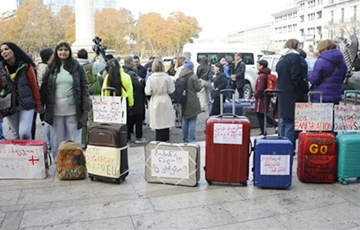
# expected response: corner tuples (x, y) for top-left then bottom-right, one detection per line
(86, 123), (129, 184)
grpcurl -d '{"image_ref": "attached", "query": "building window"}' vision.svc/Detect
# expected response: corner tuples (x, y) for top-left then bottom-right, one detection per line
(329, 0), (334, 4)
(293, 24), (297, 31)
(317, 11), (322, 19)
(354, 6), (357, 20)
(300, 15), (304, 22)
(317, 26), (322, 35)
(289, 25), (292, 32)
(341, 8), (344, 23)
(300, 28), (304, 36)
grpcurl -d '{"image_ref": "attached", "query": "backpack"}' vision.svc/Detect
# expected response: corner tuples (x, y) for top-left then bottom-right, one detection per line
(174, 72), (193, 105)
(267, 74), (277, 91)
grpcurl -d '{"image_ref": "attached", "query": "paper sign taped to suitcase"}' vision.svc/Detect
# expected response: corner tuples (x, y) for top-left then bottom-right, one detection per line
(213, 123), (243, 145)
(86, 145), (121, 178)
(0, 144), (46, 179)
(151, 149), (189, 179)
(92, 96), (127, 124)
(334, 105), (360, 132)
(260, 155), (290, 175)
(294, 103), (333, 131)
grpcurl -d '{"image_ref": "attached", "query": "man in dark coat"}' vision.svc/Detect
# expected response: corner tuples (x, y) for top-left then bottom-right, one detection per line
(231, 53), (246, 98)
(133, 55), (147, 79)
(123, 56), (147, 143)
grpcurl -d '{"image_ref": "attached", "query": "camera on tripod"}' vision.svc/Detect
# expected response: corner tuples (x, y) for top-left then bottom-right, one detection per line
(92, 36), (107, 55)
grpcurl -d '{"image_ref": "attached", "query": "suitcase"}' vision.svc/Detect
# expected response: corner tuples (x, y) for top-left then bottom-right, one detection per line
(297, 92), (337, 183)
(253, 89), (293, 189)
(242, 107), (274, 129)
(223, 98), (252, 116)
(56, 140), (87, 180)
(145, 141), (200, 186)
(205, 89), (251, 185)
(336, 90), (360, 185)
(0, 139), (50, 179)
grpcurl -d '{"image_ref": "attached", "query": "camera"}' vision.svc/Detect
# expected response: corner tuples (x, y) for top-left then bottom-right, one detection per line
(92, 36), (107, 55)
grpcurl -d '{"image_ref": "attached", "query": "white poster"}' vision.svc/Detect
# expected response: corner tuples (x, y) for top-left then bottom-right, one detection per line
(294, 103), (333, 131)
(334, 105), (360, 132)
(213, 123), (243, 145)
(0, 144), (46, 179)
(151, 149), (189, 179)
(260, 155), (290, 176)
(92, 96), (127, 124)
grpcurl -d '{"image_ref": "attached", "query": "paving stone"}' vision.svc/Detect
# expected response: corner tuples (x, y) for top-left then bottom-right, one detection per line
(0, 190), (21, 206)
(204, 217), (287, 230)
(1, 211), (23, 230)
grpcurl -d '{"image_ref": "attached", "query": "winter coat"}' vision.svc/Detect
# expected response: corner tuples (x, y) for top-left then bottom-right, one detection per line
(179, 68), (202, 119)
(123, 65), (145, 116)
(212, 72), (227, 98)
(196, 65), (213, 81)
(36, 62), (49, 87)
(145, 71), (175, 130)
(41, 59), (91, 129)
(254, 67), (271, 113)
(276, 49), (308, 120)
(136, 64), (147, 79)
(309, 49), (347, 102)
(232, 60), (246, 88)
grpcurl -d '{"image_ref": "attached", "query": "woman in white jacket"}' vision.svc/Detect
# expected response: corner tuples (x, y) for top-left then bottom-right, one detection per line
(145, 58), (175, 141)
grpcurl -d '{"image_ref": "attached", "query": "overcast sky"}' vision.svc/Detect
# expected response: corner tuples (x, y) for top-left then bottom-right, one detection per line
(1, 0), (291, 39)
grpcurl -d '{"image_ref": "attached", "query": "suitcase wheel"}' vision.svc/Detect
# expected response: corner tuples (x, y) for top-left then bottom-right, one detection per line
(206, 179), (212, 185)
(240, 182), (247, 186)
(89, 176), (94, 181)
(115, 177), (125, 184)
(339, 178), (347, 185)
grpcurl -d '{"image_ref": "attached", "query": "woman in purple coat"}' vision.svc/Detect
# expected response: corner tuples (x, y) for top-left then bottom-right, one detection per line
(309, 39), (347, 103)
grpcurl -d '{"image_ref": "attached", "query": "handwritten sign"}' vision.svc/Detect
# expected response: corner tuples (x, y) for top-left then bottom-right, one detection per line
(0, 144), (46, 179)
(92, 96), (127, 124)
(86, 145), (121, 178)
(151, 149), (189, 179)
(294, 103), (333, 131)
(334, 105), (360, 132)
(260, 155), (290, 175)
(213, 123), (243, 145)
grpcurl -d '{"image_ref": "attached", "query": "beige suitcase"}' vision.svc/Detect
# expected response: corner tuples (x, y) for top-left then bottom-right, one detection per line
(145, 142), (200, 186)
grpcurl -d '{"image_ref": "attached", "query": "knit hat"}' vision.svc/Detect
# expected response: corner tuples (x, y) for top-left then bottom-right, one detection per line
(184, 59), (194, 70)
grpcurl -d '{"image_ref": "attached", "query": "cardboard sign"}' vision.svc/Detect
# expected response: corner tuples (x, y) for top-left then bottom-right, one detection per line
(92, 96), (127, 124)
(260, 155), (291, 175)
(86, 145), (122, 178)
(213, 123), (243, 145)
(334, 105), (360, 132)
(151, 149), (189, 179)
(294, 103), (334, 131)
(0, 144), (46, 179)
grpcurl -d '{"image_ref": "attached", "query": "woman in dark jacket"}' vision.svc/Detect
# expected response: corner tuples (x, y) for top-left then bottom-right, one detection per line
(309, 39), (347, 103)
(276, 39), (308, 147)
(254, 60), (278, 135)
(0, 42), (43, 139)
(210, 62), (227, 116)
(41, 42), (90, 159)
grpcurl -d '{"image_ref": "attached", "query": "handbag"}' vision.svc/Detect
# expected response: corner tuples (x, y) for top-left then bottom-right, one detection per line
(0, 91), (16, 117)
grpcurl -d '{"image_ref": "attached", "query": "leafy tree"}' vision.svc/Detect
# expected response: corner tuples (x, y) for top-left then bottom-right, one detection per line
(55, 5), (75, 44)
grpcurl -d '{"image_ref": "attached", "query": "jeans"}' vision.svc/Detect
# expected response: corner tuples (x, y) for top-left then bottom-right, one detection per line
(182, 115), (197, 142)
(256, 112), (278, 135)
(280, 118), (295, 147)
(45, 122), (51, 149)
(0, 119), (4, 140)
(6, 109), (35, 139)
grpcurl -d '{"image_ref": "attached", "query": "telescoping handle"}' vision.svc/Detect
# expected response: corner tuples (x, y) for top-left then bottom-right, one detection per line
(344, 90), (360, 105)
(308, 91), (323, 103)
(102, 87), (117, 97)
(220, 89), (236, 116)
(264, 89), (280, 136)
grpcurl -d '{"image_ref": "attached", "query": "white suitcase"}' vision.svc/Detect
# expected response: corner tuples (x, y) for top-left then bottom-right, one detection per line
(145, 141), (200, 186)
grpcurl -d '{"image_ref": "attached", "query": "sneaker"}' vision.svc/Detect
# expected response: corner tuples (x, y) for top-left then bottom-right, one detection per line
(201, 108), (206, 112)
(135, 138), (148, 144)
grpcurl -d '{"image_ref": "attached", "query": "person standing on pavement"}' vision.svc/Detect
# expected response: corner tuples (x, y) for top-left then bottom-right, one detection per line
(196, 57), (213, 112)
(41, 42), (91, 159)
(167, 57), (177, 76)
(276, 39), (308, 148)
(144, 56), (155, 73)
(0, 119), (4, 140)
(123, 56), (147, 144)
(231, 53), (246, 98)
(0, 42), (43, 140)
(308, 39), (347, 104)
(254, 60), (278, 135)
(179, 59), (201, 142)
(145, 58), (175, 141)
(133, 55), (147, 79)
(210, 62), (227, 116)
(220, 58), (231, 99)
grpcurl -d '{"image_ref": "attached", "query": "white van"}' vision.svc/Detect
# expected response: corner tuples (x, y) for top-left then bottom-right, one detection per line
(183, 42), (265, 99)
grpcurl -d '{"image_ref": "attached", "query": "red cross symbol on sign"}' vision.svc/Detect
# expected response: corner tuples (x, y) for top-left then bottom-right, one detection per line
(29, 155), (39, 165)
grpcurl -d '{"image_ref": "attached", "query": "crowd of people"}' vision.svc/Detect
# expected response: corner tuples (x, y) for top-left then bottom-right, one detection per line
(0, 37), (348, 158)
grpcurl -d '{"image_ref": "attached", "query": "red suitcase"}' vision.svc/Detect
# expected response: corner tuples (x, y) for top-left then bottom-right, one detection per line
(297, 132), (337, 183)
(297, 91), (337, 183)
(205, 89), (251, 185)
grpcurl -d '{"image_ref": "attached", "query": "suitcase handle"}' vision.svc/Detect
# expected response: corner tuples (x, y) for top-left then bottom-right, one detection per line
(308, 91), (323, 103)
(344, 90), (360, 105)
(264, 89), (281, 136)
(11, 140), (29, 144)
(220, 89), (235, 115)
(102, 87), (117, 97)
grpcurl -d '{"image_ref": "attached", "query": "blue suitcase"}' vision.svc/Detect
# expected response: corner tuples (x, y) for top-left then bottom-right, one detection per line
(223, 99), (252, 116)
(336, 90), (360, 185)
(253, 90), (294, 188)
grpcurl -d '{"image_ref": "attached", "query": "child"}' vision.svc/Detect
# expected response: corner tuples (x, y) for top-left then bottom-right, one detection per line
(254, 60), (278, 135)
